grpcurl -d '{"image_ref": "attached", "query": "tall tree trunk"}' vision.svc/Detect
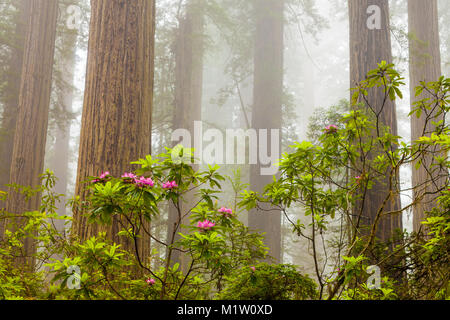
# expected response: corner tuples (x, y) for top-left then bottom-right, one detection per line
(4, 0), (58, 269)
(51, 113), (71, 236)
(349, 0), (403, 243)
(408, 0), (444, 234)
(0, 0), (28, 239)
(167, 0), (204, 266)
(50, 23), (79, 240)
(249, 0), (284, 263)
(72, 0), (155, 266)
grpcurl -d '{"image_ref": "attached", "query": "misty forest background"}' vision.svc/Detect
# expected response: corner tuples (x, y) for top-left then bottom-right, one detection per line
(0, 0), (448, 300)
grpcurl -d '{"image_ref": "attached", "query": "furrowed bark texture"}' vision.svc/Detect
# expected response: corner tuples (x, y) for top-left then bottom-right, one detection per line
(0, 0), (28, 238)
(408, 0), (445, 234)
(349, 0), (402, 243)
(72, 0), (155, 264)
(4, 0), (58, 268)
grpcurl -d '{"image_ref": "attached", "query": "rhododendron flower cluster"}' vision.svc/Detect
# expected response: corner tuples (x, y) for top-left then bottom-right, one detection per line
(197, 220), (215, 231)
(92, 170), (157, 189)
(134, 176), (155, 188)
(324, 124), (338, 134)
(146, 278), (156, 286)
(162, 180), (178, 189)
(100, 171), (110, 179)
(120, 172), (155, 188)
(121, 172), (137, 179)
(92, 171), (110, 183)
(218, 207), (233, 217)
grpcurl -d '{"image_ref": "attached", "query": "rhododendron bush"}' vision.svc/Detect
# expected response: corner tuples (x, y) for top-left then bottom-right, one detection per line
(0, 65), (448, 300)
(240, 63), (449, 300)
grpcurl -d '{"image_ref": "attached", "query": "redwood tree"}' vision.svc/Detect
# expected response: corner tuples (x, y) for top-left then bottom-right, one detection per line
(4, 0), (58, 268)
(348, 0), (402, 243)
(49, 13), (79, 239)
(167, 0), (205, 266)
(0, 0), (28, 238)
(249, 0), (284, 263)
(72, 0), (155, 264)
(408, 0), (445, 234)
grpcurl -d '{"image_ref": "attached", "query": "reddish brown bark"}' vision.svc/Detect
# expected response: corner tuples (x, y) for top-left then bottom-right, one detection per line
(349, 0), (402, 243)
(0, 0), (28, 239)
(72, 0), (155, 264)
(408, 0), (444, 234)
(4, 0), (58, 268)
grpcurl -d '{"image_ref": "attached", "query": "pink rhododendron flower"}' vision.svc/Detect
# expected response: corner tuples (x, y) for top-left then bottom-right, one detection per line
(197, 220), (215, 231)
(135, 176), (155, 188)
(146, 278), (156, 286)
(99, 171), (110, 179)
(250, 266), (256, 272)
(92, 171), (110, 183)
(162, 180), (178, 189)
(122, 172), (137, 180)
(218, 207), (233, 217)
(324, 124), (338, 134)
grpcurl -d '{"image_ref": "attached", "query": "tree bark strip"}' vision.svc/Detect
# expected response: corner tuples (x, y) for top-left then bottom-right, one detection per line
(349, 0), (402, 243)
(408, 0), (444, 234)
(167, 0), (205, 266)
(249, 0), (284, 263)
(4, 0), (59, 268)
(0, 0), (28, 239)
(72, 0), (155, 265)
(50, 17), (79, 241)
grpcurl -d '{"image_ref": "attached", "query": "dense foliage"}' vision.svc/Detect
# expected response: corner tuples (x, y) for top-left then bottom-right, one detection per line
(0, 65), (448, 300)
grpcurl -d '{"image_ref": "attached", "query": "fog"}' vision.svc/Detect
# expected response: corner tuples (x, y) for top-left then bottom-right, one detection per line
(0, 0), (448, 283)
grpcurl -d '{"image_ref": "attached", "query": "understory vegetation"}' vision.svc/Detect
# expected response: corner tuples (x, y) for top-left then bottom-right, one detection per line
(0, 65), (448, 300)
